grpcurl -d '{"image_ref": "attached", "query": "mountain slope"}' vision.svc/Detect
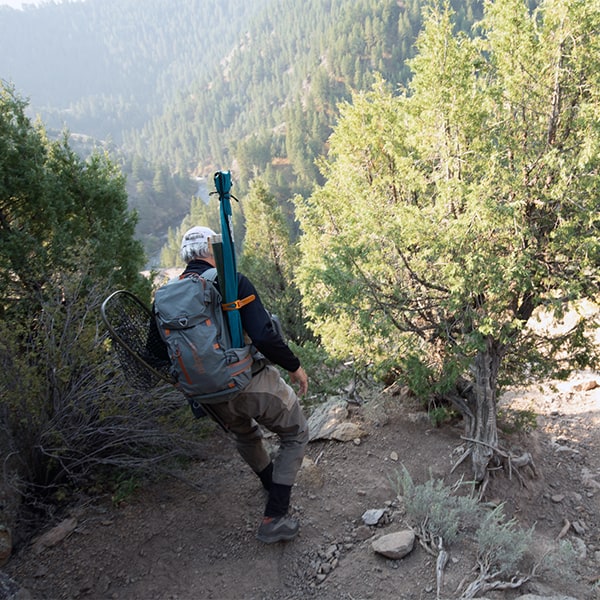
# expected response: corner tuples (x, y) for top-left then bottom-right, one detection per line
(0, 0), (270, 139)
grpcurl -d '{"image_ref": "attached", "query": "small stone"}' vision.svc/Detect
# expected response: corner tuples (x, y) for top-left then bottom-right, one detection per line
(573, 380), (598, 391)
(572, 520), (586, 535)
(390, 451), (399, 461)
(372, 530), (415, 560)
(572, 536), (587, 559)
(362, 509), (385, 526)
(331, 421), (363, 442)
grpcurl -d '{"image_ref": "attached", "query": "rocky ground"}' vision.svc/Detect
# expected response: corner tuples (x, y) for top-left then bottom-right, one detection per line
(2, 368), (600, 600)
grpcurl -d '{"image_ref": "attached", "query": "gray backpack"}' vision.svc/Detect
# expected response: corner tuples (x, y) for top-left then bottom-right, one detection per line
(153, 269), (254, 403)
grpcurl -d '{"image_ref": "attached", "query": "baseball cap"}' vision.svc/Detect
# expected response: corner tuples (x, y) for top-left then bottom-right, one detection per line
(180, 226), (217, 250)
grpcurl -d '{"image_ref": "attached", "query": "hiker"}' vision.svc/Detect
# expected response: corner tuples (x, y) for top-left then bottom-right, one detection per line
(176, 225), (309, 544)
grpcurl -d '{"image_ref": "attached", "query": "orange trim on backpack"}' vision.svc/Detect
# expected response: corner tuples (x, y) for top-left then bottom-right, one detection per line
(222, 294), (256, 311)
(229, 354), (253, 378)
(177, 353), (193, 384)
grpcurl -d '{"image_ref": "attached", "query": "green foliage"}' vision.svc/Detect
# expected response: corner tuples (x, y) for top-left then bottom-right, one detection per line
(393, 465), (480, 545)
(0, 83), (150, 316)
(395, 467), (577, 594)
(285, 339), (350, 400)
(130, 0), (428, 184)
(498, 408), (538, 434)
(0, 86), (200, 530)
(1, 0), (489, 263)
(123, 153), (197, 263)
(536, 538), (578, 583)
(475, 504), (533, 576)
(110, 474), (141, 507)
(296, 0), (600, 424)
(238, 178), (312, 344)
(428, 404), (458, 427)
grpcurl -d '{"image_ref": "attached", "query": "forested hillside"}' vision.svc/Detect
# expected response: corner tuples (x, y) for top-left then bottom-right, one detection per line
(0, 0), (484, 261)
(0, 0), (269, 140)
(124, 0), (484, 195)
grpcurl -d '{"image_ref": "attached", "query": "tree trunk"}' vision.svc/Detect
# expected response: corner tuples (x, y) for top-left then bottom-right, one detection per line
(466, 337), (502, 481)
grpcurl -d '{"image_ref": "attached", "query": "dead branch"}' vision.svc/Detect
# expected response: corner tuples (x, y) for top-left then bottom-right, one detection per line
(556, 519), (571, 540)
(450, 446), (472, 473)
(436, 537), (449, 600)
(459, 573), (531, 599)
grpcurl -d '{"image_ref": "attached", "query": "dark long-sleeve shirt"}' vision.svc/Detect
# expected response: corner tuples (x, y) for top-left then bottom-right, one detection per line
(182, 259), (300, 373)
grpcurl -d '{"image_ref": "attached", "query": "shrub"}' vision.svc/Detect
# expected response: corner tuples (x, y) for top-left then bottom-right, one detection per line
(393, 465), (480, 549)
(0, 275), (208, 534)
(475, 504), (533, 576)
(394, 467), (577, 599)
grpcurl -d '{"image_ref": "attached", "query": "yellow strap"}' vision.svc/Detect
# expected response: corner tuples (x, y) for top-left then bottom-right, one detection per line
(222, 294), (256, 311)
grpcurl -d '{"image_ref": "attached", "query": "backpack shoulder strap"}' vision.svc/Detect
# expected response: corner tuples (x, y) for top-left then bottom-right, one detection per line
(177, 268), (218, 286)
(179, 268), (218, 283)
(202, 268), (218, 283)
(186, 267), (255, 311)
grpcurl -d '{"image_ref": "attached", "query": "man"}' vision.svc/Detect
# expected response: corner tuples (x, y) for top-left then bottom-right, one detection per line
(177, 225), (309, 544)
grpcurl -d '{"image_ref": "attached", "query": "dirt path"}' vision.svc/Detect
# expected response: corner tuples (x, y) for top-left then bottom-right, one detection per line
(4, 372), (600, 600)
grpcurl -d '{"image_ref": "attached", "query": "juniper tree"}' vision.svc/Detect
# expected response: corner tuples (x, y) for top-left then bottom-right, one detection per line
(295, 0), (600, 481)
(0, 82), (148, 316)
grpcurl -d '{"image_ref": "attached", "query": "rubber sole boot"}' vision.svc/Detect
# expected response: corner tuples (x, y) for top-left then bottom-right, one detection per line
(256, 516), (299, 543)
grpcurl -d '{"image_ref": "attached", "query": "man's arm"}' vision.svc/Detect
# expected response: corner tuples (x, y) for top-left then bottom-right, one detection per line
(238, 274), (303, 373)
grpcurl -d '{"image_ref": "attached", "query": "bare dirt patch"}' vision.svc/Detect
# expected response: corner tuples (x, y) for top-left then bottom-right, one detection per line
(4, 371), (600, 600)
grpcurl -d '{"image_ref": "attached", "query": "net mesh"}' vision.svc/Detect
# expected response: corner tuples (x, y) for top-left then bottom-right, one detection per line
(101, 291), (175, 390)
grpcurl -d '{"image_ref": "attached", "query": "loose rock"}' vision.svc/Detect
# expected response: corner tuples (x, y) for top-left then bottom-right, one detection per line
(371, 530), (415, 560)
(362, 509), (385, 526)
(31, 517), (78, 555)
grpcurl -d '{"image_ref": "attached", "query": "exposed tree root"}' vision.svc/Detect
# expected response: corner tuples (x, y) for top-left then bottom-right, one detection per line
(451, 437), (537, 499)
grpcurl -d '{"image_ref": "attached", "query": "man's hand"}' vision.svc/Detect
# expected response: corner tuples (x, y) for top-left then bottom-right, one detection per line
(290, 366), (308, 396)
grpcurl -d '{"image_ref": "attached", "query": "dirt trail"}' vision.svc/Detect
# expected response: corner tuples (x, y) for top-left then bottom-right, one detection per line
(4, 372), (600, 600)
